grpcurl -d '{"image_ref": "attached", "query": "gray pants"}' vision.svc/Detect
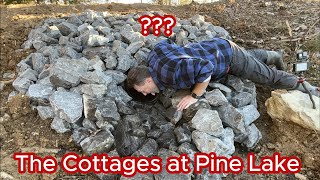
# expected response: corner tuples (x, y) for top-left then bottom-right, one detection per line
(228, 41), (297, 89)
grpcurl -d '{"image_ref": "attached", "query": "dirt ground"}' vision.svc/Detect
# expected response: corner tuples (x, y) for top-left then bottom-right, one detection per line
(0, 0), (319, 179)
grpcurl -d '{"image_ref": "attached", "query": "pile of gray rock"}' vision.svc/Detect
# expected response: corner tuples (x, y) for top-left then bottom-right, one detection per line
(11, 10), (262, 179)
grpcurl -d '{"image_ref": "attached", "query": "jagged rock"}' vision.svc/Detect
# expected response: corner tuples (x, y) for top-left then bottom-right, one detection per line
(115, 114), (146, 157)
(126, 41), (144, 54)
(132, 138), (158, 157)
(174, 126), (192, 144)
(165, 107), (182, 124)
(116, 100), (135, 115)
(220, 127), (235, 155)
(225, 75), (244, 92)
(18, 68), (38, 81)
(81, 71), (108, 84)
(266, 90), (320, 132)
(59, 46), (82, 59)
(157, 130), (177, 149)
(183, 100), (211, 122)
(89, 56), (106, 71)
(147, 129), (162, 139)
(57, 22), (78, 36)
(95, 97), (120, 126)
(192, 130), (230, 156)
(104, 70), (127, 84)
(31, 53), (49, 74)
(106, 83), (132, 103)
(49, 91), (83, 123)
(80, 129), (114, 154)
(134, 48), (150, 64)
(49, 58), (89, 88)
(82, 46), (111, 60)
(82, 118), (97, 131)
(177, 142), (198, 161)
(191, 108), (224, 137)
(243, 123), (262, 149)
(51, 117), (71, 133)
(231, 92), (253, 108)
(37, 106), (54, 120)
(104, 54), (118, 69)
(80, 84), (108, 98)
(205, 89), (228, 106)
(12, 77), (33, 94)
(72, 127), (91, 144)
(26, 84), (54, 104)
(237, 105), (260, 127)
(216, 104), (246, 134)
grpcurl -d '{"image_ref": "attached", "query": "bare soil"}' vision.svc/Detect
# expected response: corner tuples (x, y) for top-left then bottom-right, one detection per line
(0, 0), (319, 179)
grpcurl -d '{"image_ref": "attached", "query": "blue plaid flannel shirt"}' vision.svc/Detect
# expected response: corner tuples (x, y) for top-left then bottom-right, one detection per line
(147, 38), (233, 90)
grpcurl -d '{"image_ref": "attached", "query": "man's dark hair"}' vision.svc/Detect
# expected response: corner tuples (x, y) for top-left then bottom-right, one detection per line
(127, 65), (151, 88)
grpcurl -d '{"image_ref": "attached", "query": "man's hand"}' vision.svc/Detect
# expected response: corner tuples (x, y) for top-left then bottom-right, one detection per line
(177, 95), (198, 111)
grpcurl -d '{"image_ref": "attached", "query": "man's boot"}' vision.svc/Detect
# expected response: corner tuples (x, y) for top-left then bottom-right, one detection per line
(266, 50), (285, 70)
(292, 80), (320, 97)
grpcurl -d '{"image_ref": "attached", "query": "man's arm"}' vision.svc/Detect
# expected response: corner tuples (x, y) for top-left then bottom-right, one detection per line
(176, 78), (210, 111)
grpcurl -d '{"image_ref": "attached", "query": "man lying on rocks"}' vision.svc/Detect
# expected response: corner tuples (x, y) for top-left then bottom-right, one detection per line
(127, 38), (320, 111)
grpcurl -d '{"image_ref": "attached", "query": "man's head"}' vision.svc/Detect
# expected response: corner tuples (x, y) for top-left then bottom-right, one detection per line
(127, 65), (160, 96)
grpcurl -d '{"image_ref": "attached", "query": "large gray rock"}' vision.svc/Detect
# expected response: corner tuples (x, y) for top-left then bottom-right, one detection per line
(191, 109), (224, 137)
(156, 130), (177, 149)
(72, 127), (91, 144)
(120, 30), (145, 44)
(49, 58), (89, 88)
(231, 92), (253, 108)
(220, 127), (235, 155)
(126, 41), (144, 54)
(49, 91), (83, 123)
(104, 70), (127, 84)
(80, 129), (114, 154)
(192, 130), (230, 156)
(177, 142), (198, 162)
(36, 106), (54, 120)
(51, 116), (71, 133)
(12, 77), (33, 94)
(204, 89), (228, 106)
(59, 46), (82, 59)
(225, 75), (244, 92)
(106, 83), (132, 103)
(26, 84), (54, 103)
(95, 97), (120, 122)
(31, 53), (48, 73)
(237, 105), (260, 127)
(104, 54), (118, 69)
(174, 126), (192, 144)
(18, 68), (38, 81)
(243, 124), (262, 149)
(57, 22), (78, 36)
(115, 114), (146, 157)
(80, 84), (108, 98)
(216, 104), (246, 134)
(82, 46), (111, 60)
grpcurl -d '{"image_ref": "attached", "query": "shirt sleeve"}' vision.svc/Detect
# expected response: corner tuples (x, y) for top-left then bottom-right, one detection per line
(176, 58), (214, 88)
